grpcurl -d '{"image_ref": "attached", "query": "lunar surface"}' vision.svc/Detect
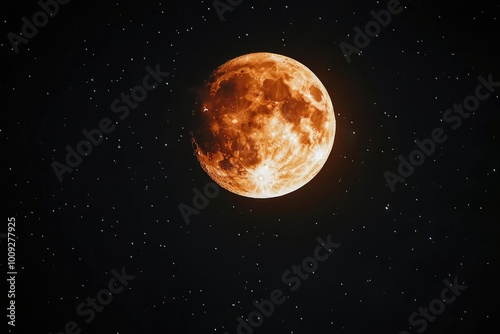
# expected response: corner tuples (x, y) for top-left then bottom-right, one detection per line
(192, 52), (336, 198)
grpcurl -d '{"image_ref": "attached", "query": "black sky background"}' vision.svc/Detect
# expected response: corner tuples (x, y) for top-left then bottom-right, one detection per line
(2, 0), (500, 333)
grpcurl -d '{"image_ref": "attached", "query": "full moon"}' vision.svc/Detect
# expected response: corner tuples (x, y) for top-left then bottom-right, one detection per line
(192, 52), (336, 198)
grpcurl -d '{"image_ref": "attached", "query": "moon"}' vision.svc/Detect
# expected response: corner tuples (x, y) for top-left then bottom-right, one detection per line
(191, 52), (336, 199)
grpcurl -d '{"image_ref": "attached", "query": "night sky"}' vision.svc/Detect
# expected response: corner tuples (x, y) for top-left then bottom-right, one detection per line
(3, 0), (500, 333)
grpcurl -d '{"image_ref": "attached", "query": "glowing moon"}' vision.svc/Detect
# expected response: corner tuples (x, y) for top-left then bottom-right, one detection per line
(192, 52), (336, 198)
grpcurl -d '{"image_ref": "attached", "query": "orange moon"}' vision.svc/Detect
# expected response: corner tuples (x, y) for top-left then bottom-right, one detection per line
(192, 52), (336, 198)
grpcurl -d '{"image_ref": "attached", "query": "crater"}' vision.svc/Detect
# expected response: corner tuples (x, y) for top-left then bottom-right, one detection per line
(309, 84), (323, 102)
